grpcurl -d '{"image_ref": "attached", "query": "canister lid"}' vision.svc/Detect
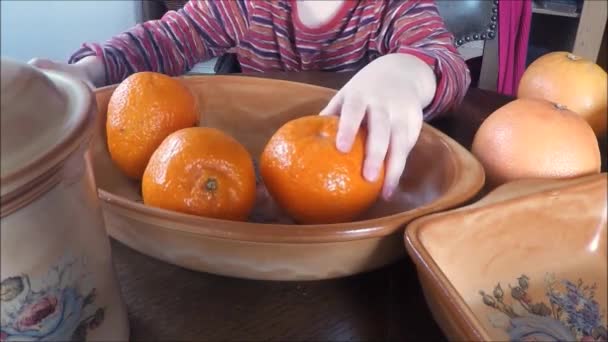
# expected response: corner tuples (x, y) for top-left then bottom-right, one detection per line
(0, 58), (94, 211)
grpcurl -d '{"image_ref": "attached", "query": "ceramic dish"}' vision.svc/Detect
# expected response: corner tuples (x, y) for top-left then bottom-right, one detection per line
(405, 173), (607, 341)
(90, 75), (484, 281)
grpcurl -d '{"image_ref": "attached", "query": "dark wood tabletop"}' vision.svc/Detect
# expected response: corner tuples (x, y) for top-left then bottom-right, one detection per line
(110, 71), (607, 341)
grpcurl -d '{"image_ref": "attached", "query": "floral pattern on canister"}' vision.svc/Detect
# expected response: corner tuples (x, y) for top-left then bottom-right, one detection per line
(480, 274), (607, 342)
(0, 256), (105, 341)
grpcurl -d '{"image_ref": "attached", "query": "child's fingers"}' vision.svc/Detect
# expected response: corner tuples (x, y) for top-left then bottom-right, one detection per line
(336, 95), (366, 153)
(319, 92), (343, 116)
(28, 58), (57, 70)
(382, 125), (409, 200)
(28, 58), (96, 89)
(363, 108), (390, 182)
(382, 108), (422, 199)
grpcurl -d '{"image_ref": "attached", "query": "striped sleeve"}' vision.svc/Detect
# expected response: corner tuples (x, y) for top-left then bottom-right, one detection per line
(69, 0), (249, 85)
(377, 0), (471, 119)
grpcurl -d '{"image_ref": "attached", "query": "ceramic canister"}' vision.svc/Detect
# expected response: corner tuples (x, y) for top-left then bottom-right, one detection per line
(0, 58), (129, 341)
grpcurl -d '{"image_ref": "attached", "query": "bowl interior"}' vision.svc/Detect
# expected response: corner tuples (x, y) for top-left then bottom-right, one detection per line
(90, 75), (476, 229)
(408, 174), (607, 341)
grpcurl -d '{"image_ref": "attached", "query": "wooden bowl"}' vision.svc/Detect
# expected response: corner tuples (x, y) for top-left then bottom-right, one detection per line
(90, 75), (484, 281)
(405, 173), (607, 341)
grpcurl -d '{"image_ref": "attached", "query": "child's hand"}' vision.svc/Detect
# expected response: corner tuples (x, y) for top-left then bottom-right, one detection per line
(28, 56), (106, 88)
(320, 53), (436, 200)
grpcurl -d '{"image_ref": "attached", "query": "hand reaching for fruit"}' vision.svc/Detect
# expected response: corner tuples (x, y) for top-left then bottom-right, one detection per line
(28, 56), (105, 88)
(320, 53), (436, 200)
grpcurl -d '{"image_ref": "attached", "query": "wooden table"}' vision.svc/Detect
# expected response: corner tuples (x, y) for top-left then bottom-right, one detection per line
(110, 72), (607, 341)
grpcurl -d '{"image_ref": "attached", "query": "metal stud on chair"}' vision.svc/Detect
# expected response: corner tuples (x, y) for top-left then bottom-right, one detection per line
(435, 0), (500, 90)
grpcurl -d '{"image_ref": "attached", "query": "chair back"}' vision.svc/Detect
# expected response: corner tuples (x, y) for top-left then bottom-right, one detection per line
(435, 0), (498, 47)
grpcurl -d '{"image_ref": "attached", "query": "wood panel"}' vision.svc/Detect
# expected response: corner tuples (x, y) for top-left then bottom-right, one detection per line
(573, 0), (608, 61)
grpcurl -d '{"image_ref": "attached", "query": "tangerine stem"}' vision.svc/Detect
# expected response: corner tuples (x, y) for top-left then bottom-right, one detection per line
(567, 53), (581, 61)
(554, 103), (567, 111)
(205, 178), (218, 192)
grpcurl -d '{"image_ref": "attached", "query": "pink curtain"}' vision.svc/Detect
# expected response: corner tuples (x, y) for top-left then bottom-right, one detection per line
(497, 0), (532, 96)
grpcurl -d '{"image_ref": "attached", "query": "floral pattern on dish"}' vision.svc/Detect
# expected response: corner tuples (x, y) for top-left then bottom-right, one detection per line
(0, 256), (105, 341)
(480, 274), (607, 342)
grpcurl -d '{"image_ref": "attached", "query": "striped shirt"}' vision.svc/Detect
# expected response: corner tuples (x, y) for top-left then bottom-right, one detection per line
(70, 0), (470, 118)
